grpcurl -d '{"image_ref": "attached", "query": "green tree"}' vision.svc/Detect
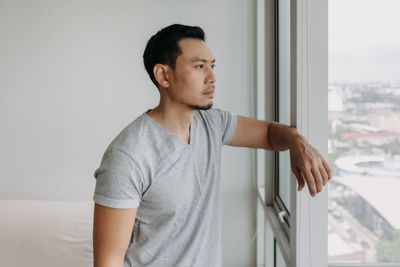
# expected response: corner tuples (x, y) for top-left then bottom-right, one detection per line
(385, 138), (400, 156)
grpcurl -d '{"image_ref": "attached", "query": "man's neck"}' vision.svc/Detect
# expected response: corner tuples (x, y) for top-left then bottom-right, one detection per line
(147, 104), (194, 144)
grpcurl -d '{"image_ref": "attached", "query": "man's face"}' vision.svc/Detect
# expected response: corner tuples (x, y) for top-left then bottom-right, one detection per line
(167, 38), (216, 110)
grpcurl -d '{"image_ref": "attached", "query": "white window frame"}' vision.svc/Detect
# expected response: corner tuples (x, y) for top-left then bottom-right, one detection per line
(257, 1), (400, 266)
(256, 0), (328, 266)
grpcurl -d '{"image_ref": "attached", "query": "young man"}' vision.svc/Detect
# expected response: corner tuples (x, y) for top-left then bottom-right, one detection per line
(93, 24), (332, 267)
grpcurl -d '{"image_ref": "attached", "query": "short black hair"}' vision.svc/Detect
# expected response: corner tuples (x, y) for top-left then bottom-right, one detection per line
(143, 24), (205, 88)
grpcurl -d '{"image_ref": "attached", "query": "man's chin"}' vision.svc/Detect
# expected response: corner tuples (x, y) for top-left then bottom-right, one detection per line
(189, 103), (213, 111)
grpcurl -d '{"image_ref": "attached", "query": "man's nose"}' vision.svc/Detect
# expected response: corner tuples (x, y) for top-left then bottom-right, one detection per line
(206, 67), (216, 84)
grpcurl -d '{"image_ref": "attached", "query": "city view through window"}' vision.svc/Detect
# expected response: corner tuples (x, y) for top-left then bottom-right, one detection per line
(328, 0), (400, 263)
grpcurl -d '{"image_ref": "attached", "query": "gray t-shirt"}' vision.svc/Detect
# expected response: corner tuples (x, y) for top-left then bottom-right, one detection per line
(93, 108), (237, 267)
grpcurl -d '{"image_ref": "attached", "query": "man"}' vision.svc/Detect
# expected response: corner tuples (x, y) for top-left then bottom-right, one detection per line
(93, 24), (332, 267)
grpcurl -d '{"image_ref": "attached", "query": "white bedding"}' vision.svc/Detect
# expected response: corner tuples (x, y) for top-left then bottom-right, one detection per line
(0, 200), (93, 267)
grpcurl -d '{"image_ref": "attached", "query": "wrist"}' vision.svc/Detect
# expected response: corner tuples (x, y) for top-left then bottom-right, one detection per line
(287, 127), (305, 149)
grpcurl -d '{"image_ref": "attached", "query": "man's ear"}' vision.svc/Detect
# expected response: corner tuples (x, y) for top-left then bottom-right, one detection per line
(153, 64), (170, 88)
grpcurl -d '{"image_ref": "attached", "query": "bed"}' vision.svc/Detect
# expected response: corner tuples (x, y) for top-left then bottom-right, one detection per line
(0, 200), (93, 267)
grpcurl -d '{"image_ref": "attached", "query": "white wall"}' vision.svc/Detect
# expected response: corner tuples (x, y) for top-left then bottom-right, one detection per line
(0, 0), (257, 266)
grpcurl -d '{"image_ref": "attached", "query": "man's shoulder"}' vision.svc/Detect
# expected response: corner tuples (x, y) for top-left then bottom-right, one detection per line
(105, 111), (181, 161)
(106, 112), (151, 154)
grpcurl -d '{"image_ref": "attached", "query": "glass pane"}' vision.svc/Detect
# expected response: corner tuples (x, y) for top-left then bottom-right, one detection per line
(277, 0), (291, 210)
(328, 0), (400, 263)
(275, 240), (288, 267)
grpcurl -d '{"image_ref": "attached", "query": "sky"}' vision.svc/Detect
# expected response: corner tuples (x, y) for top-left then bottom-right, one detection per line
(329, 0), (400, 83)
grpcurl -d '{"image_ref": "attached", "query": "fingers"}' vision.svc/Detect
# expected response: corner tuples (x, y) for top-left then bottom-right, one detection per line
(296, 163), (326, 197)
(294, 166), (318, 196)
(311, 166), (324, 193)
(321, 158), (333, 181)
(298, 176), (305, 191)
(303, 168), (318, 197)
(318, 161), (329, 186)
(293, 167), (305, 191)
(290, 142), (333, 197)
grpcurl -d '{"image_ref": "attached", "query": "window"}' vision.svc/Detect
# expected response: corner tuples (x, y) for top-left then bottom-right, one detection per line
(328, 0), (400, 264)
(275, 239), (288, 267)
(259, 0), (400, 266)
(275, 0), (291, 229)
(256, 0), (328, 266)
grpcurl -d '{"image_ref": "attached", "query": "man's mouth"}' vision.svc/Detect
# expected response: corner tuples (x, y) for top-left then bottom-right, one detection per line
(203, 90), (215, 97)
(203, 87), (215, 97)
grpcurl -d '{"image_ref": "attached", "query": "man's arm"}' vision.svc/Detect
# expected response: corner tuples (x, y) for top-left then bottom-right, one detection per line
(93, 203), (137, 267)
(228, 115), (333, 196)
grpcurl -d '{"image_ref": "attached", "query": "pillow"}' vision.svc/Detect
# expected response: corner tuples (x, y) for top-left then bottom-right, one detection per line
(0, 200), (93, 267)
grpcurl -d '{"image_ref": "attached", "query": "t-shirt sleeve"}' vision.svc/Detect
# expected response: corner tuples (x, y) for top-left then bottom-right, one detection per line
(93, 148), (144, 209)
(208, 108), (238, 146)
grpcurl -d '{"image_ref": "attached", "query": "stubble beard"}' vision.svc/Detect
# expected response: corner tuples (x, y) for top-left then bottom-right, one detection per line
(188, 102), (213, 110)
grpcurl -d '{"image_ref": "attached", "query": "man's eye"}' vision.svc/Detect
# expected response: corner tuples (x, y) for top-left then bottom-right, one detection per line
(211, 64), (216, 69)
(196, 65), (204, 69)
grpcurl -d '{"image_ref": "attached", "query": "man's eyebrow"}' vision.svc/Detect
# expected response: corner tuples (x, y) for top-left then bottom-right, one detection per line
(190, 58), (216, 63)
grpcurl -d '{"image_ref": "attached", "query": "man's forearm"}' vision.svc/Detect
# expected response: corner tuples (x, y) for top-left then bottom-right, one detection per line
(267, 122), (304, 151)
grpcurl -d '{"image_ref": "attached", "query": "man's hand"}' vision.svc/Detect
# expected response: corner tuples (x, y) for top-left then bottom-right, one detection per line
(288, 135), (333, 196)
(228, 115), (333, 196)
